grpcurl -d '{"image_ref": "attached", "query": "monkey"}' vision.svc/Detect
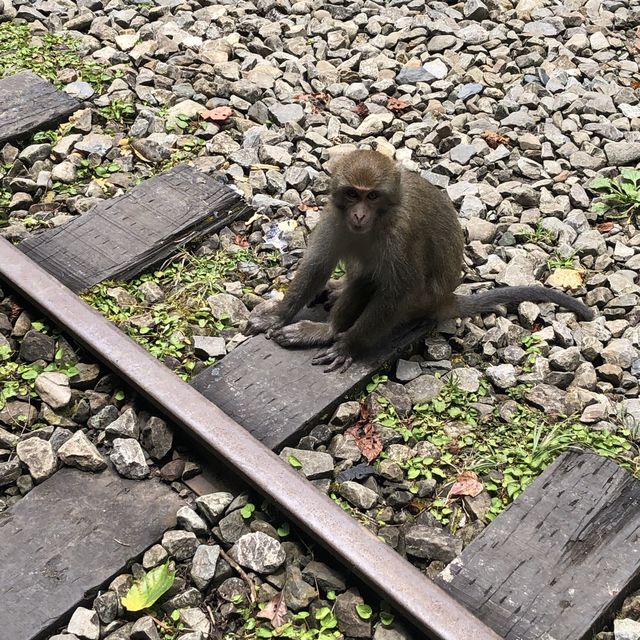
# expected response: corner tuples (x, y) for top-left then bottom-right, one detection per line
(245, 150), (594, 372)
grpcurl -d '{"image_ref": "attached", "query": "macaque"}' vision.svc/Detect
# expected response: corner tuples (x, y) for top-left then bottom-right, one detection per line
(246, 150), (594, 372)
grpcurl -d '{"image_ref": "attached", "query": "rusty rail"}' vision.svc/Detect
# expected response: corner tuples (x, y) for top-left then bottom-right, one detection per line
(0, 237), (502, 640)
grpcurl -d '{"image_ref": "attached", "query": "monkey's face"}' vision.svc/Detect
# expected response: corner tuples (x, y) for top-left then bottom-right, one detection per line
(336, 186), (383, 234)
(329, 150), (401, 234)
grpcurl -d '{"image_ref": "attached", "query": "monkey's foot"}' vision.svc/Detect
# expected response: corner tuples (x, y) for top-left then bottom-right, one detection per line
(271, 321), (334, 348)
(245, 299), (284, 336)
(312, 343), (353, 373)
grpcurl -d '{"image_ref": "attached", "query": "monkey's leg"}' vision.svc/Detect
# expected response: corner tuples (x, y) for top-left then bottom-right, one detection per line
(270, 320), (335, 348)
(313, 290), (403, 372)
(310, 277), (346, 310)
(310, 280), (373, 372)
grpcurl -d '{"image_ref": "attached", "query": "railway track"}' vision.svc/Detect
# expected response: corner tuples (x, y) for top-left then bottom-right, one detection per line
(0, 237), (500, 640)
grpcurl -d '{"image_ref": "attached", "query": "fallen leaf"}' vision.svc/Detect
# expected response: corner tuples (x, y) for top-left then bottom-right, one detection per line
(201, 106), (233, 122)
(8, 300), (23, 323)
(553, 170), (570, 183)
(292, 92), (330, 113)
(448, 471), (483, 498)
(481, 130), (509, 149)
(547, 267), (585, 291)
(352, 103), (369, 118)
(346, 422), (383, 463)
(597, 221), (614, 233)
(298, 201), (320, 213)
(234, 234), (250, 247)
(631, 79), (640, 90)
(387, 97), (410, 112)
(257, 591), (288, 628)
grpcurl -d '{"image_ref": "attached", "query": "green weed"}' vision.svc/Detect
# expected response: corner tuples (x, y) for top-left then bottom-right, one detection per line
(591, 168), (640, 223)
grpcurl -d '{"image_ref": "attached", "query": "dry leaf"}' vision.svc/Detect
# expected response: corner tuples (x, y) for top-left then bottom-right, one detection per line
(346, 422), (383, 463)
(257, 591), (288, 628)
(201, 106), (233, 122)
(298, 201), (319, 213)
(234, 234), (250, 248)
(387, 97), (410, 112)
(8, 300), (23, 323)
(448, 471), (483, 498)
(481, 130), (509, 149)
(597, 221), (614, 233)
(546, 267), (585, 291)
(553, 170), (571, 183)
(631, 79), (640, 90)
(292, 92), (330, 113)
(352, 103), (369, 118)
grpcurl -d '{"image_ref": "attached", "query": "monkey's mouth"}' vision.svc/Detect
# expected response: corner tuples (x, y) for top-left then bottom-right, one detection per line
(348, 222), (372, 234)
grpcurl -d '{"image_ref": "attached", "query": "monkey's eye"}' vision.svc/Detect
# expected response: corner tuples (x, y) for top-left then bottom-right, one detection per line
(345, 188), (359, 199)
(367, 191), (380, 201)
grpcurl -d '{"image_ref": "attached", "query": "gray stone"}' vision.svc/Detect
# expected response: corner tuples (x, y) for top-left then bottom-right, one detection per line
(268, 103), (304, 125)
(525, 384), (568, 415)
(338, 481), (378, 510)
(140, 416), (173, 460)
(131, 616), (160, 640)
(549, 347), (582, 372)
(192, 336), (226, 359)
(450, 144), (478, 165)
(405, 374), (444, 405)
(604, 143), (640, 167)
(284, 565), (317, 611)
(443, 367), (482, 393)
(88, 405), (120, 430)
(396, 67), (435, 84)
(105, 408), (139, 439)
(279, 447), (334, 479)
(405, 525), (462, 563)
(427, 36), (457, 53)
(110, 438), (149, 479)
(335, 590), (372, 638)
(67, 607), (100, 640)
(19, 330), (55, 362)
(602, 339), (639, 370)
(614, 618), (640, 640)
(16, 437), (57, 483)
(207, 293), (249, 325)
(64, 81), (95, 100)
(301, 560), (346, 592)
(330, 401), (361, 426)
(177, 506), (209, 537)
(0, 459), (22, 487)
(161, 530), (198, 561)
(75, 134), (114, 157)
(464, 0), (489, 20)
(190, 544), (221, 590)
(395, 359), (423, 382)
(58, 431), (107, 472)
(232, 531), (286, 573)
(196, 492), (234, 524)
(34, 372), (72, 410)
(486, 364), (517, 389)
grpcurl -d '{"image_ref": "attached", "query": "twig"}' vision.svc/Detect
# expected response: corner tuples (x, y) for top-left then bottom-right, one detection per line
(219, 548), (257, 603)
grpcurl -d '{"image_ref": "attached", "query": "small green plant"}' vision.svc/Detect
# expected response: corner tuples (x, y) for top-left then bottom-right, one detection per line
(32, 129), (60, 144)
(99, 99), (136, 124)
(0, 23), (111, 91)
(547, 252), (576, 270)
(522, 334), (542, 372)
(526, 222), (554, 244)
(0, 344), (80, 412)
(591, 169), (640, 223)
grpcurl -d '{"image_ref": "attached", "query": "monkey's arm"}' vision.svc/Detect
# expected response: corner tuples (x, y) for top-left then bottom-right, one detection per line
(313, 284), (406, 372)
(245, 218), (341, 336)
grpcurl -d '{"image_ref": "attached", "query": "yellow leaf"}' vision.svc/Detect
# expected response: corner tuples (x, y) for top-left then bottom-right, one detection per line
(546, 268), (585, 290)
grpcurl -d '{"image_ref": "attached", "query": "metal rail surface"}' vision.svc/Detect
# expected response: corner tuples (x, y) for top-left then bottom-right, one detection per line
(0, 238), (502, 640)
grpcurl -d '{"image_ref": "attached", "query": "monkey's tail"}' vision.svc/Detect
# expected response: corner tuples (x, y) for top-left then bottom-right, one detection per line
(450, 286), (595, 321)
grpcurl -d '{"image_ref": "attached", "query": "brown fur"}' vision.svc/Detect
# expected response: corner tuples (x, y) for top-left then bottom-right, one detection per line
(245, 150), (594, 370)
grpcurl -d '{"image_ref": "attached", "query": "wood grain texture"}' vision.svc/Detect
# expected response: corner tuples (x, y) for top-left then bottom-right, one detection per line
(0, 72), (79, 143)
(0, 466), (182, 640)
(18, 164), (252, 292)
(436, 450), (640, 640)
(191, 316), (432, 451)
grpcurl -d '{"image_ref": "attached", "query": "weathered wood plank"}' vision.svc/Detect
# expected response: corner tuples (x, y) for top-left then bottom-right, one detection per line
(190, 316), (431, 451)
(436, 450), (640, 640)
(18, 164), (252, 292)
(0, 71), (79, 144)
(0, 466), (183, 640)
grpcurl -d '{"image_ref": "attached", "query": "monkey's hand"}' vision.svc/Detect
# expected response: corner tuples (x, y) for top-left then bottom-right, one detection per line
(312, 338), (353, 374)
(244, 299), (285, 337)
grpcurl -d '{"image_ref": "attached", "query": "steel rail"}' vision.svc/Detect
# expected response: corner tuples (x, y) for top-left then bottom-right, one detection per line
(0, 237), (502, 640)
